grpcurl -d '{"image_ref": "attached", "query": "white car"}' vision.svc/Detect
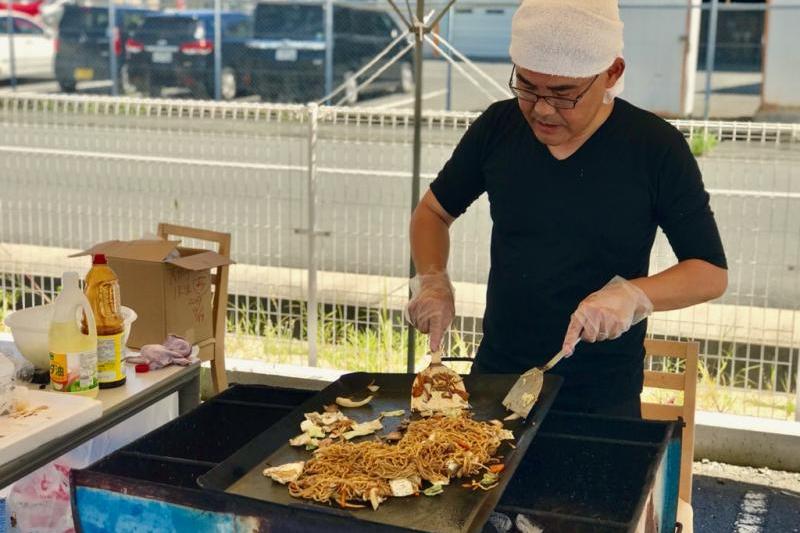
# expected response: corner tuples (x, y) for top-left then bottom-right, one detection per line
(0, 12), (55, 81)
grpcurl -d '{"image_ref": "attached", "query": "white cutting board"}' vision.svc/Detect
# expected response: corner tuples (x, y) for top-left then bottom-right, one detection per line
(0, 389), (103, 465)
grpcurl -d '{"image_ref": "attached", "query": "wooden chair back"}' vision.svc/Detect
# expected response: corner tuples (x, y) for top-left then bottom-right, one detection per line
(641, 338), (699, 504)
(157, 223), (231, 393)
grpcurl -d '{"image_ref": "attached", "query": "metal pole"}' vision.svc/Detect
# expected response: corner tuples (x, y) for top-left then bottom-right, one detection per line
(324, 0), (333, 101)
(703, 0), (719, 121)
(213, 0), (222, 100)
(445, 8), (453, 111)
(108, 1), (118, 96)
(307, 103), (319, 367)
(406, 0), (425, 374)
(6, 3), (16, 92)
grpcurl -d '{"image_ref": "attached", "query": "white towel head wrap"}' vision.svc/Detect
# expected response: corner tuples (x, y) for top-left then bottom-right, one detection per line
(509, 0), (625, 102)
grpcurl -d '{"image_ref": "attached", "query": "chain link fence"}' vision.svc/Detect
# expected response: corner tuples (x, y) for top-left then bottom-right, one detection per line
(0, 93), (799, 420)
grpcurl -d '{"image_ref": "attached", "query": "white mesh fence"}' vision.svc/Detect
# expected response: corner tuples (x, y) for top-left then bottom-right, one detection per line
(0, 93), (798, 417)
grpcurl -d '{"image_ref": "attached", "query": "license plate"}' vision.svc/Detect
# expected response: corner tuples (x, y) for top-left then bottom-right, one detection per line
(275, 48), (297, 62)
(73, 68), (94, 81)
(152, 51), (173, 64)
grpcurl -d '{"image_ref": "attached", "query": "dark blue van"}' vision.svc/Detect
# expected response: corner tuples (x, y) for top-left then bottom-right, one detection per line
(243, 1), (412, 103)
(125, 10), (251, 99)
(55, 5), (153, 93)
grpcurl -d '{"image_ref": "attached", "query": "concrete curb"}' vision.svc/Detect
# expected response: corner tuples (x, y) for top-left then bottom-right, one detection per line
(695, 411), (800, 472)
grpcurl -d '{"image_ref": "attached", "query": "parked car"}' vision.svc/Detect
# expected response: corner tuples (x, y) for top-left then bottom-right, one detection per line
(0, 12), (54, 81)
(125, 10), (251, 100)
(243, 1), (413, 103)
(54, 4), (152, 93)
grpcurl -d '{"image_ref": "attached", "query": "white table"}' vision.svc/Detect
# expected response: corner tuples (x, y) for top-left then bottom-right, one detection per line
(0, 334), (200, 487)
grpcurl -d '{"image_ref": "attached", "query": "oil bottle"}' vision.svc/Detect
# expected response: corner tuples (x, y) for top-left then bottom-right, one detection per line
(49, 272), (99, 397)
(84, 254), (126, 388)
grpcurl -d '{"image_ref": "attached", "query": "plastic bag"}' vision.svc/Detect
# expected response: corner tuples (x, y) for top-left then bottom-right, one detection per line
(5, 394), (178, 532)
(6, 462), (73, 533)
(0, 345), (35, 384)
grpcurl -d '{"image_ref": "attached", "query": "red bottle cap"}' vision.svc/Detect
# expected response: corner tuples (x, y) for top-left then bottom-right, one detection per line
(93, 253), (108, 265)
(135, 364), (150, 373)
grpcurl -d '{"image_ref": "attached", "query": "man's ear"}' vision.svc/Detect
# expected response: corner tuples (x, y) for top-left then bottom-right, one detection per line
(606, 57), (626, 89)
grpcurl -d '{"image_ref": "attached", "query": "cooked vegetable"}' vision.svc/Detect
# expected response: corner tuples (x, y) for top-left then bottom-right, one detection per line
(343, 418), (383, 440)
(263, 462), (305, 484)
(336, 395), (374, 408)
(422, 484), (444, 496)
(389, 478), (416, 497)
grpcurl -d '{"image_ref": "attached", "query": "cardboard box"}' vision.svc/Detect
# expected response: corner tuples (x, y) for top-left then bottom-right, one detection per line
(72, 239), (233, 351)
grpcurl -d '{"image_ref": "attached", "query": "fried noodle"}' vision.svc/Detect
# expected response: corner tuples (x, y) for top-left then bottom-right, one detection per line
(287, 414), (503, 508)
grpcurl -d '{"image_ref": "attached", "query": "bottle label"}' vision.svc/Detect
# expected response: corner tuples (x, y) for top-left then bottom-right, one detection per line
(50, 350), (98, 393)
(97, 333), (124, 382)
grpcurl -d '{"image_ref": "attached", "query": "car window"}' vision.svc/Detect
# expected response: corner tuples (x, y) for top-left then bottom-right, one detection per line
(333, 6), (351, 33)
(13, 17), (44, 35)
(139, 17), (201, 39)
(0, 17), (8, 34)
(254, 4), (323, 40)
(225, 18), (251, 38)
(60, 6), (109, 32)
(122, 13), (146, 33)
(360, 11), (393, 37)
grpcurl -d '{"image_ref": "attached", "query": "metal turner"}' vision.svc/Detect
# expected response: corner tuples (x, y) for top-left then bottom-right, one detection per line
(502, 339), (580, 419)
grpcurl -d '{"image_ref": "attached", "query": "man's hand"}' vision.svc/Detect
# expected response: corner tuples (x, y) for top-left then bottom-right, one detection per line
(404, 271), (455, 352)
(562, 275), (653, 355)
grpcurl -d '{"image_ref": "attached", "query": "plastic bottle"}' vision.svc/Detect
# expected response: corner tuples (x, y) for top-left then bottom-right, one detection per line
(83, 254), (126, 388)
(48, 272), (98, 398)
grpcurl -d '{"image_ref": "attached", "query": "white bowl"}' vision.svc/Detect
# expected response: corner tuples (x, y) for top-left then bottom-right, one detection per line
(4, 305), (138, 370)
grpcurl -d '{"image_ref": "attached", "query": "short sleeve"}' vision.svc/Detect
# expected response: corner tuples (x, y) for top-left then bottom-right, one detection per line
(655, 131), (728, 269)
(429, 108), (493, 218)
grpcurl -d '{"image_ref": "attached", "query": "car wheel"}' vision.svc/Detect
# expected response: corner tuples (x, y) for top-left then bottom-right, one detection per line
(119, 65), (136, 95)
(344, 71), (358, 105)
(220, 68), (237, 101)
(58, 79), (77, 93)
(398, 62), (414, 94)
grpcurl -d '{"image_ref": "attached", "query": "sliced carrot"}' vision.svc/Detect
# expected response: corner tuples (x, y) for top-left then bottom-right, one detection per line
(488, 464), (505, 474)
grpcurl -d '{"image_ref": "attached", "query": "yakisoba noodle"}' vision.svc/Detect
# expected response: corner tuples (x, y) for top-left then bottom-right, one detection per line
(288, 414), (503, 508)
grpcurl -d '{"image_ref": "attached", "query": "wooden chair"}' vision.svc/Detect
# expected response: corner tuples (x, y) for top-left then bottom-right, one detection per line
(158, 223), (231, 394)
(641, 338), (699, 532)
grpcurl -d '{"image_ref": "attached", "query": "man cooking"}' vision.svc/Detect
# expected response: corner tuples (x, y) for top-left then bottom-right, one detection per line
(405, 0), (727, 418)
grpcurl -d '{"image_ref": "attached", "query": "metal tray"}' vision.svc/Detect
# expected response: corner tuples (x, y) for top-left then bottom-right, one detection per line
(198, 372), (561, 533)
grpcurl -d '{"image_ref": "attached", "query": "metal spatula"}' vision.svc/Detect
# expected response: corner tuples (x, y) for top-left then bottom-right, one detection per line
(410, 348), (469, 414)
(502, 339), (580, 419)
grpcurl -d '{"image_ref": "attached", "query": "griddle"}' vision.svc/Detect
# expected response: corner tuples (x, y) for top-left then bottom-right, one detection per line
(198, 372), (562, 533)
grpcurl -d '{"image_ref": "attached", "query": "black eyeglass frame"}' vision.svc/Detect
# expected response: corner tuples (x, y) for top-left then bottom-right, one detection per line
(508, 66), (599, 110)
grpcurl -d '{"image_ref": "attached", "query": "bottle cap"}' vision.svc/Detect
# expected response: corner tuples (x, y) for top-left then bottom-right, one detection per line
(135, 364), (150, 373)
(93, 254), (108, 265)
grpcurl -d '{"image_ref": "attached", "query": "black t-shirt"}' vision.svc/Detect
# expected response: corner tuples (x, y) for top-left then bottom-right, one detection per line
(430, 98), (727, 409)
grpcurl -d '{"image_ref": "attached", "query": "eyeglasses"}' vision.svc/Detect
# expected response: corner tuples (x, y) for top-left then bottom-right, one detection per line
(508, 66), (599, 110)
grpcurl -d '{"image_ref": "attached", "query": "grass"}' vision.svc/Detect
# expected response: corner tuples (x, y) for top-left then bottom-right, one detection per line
(641, 347), (797, 420)
(225, 299), (432, 373)
(690, 132), (719, 156)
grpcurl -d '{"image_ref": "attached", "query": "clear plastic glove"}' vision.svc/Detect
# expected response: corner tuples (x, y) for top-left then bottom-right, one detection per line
(404, 271), (455, 352)
(562, 275), (654, 356)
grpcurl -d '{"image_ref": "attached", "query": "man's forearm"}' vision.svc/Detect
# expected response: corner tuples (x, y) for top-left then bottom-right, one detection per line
(630, 259), (728, 311)
(410, 192), (453, 274)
